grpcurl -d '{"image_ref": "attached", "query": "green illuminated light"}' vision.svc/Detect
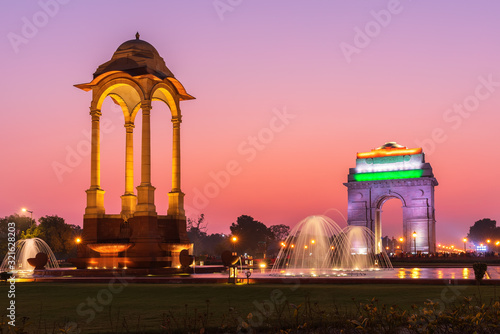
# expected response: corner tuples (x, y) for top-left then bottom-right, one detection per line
(354, 169), (424, 182)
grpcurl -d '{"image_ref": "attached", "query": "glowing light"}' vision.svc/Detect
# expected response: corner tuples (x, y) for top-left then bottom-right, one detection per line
(463, 238), (467, 243)
(354, 169), (423, 182)
(355, 155), (423, 174)
(487, 239), (491, 244)
(412, 231), (417, 238)
(399, 237), (404, 242)
(259, 263), (266, 268)
(311, 239), (316, 244)
(75, 238), (82, 244)
(232, 236), (238, 242)
(304, 245), (308, 249)
(357, 147), (422, 159)
(463, 268), (469, 279)
(291, 244), (295, 248)
(280, 242), (286, 247)
(496, 241), (500, 246)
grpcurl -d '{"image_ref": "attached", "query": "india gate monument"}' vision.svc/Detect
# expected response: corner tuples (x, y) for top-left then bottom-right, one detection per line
(345, 142), (438, 254)
(72, 33), (194, 269)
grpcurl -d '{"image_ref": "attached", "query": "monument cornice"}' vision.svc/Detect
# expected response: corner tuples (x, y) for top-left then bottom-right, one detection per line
(344, 177), (438, 189)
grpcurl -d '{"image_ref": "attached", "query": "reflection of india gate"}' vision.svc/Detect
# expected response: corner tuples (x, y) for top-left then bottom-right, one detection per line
(345, 142), (438, 254)
(72, 34), (194, 269)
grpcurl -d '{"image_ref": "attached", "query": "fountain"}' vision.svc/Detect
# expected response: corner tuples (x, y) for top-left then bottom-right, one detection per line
(271, 215), (392, 276)
(0, 238), (59, 276)
(331, 225), (392, 271)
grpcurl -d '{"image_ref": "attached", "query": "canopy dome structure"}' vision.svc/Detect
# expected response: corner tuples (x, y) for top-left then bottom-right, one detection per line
(93, 33), (175, 80)
(73, 33), (194, 269)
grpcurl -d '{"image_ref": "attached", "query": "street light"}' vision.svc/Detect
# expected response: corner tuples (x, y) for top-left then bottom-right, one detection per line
(231, 236), (237, 253)
(463, 238), (467, 252)
(76, 237), (82, 244)
(399, 237), (404, 252)
(412, 231), (417, 255)
(22, 208), (33, 226)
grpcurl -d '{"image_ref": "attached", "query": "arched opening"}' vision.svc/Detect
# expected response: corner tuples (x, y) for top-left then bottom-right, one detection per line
(149, 100), (173, 214)
(100, 96), (127, 214)
(378, 198), (404, 255)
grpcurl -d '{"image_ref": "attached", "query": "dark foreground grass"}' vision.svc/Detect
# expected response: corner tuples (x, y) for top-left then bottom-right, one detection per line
(1, 282), (499, 333)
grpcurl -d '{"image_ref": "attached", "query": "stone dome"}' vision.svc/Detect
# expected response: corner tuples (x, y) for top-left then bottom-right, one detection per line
(116, 38), (160, 55)
(93, 33), (175, 80)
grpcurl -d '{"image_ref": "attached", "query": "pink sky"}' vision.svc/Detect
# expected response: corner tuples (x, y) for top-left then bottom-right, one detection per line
(1, 1), (500, 246)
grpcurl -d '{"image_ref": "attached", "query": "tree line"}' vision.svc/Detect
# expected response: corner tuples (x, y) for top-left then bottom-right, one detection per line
(2, 213), (494, 262)
(187, 214), (290, 259)
(0, 213), (290, 261)
(0, 214), (81, 261)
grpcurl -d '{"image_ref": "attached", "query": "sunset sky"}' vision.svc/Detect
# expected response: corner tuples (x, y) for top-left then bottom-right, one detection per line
(2, 1), (500, 246)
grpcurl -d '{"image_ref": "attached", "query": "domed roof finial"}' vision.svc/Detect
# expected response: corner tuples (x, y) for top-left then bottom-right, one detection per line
(135, 32), (140, 40)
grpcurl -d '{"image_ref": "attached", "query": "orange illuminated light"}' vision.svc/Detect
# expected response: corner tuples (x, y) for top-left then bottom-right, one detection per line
(357, 147), (422, 159)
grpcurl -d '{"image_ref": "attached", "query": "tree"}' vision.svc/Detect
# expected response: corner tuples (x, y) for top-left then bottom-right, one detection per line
(0, 213), (36, 260)
(230, 215), (273, 255)
(467, 218), (499, 244)
(187, 214), (208, 256)
(269, 224), (291, 241)
(0, 214), (34, 236)
(20, 215), (81, 259)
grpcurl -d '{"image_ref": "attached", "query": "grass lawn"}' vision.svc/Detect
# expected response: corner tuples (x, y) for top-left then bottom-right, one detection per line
(1, 282), (499, 333)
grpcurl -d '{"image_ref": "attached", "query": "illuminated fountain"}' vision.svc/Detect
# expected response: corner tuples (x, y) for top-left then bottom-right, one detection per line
(87, 243), (133, 269)
(271, 215), (392, 276)
(332, 225), (392, 271)
(0, 238), (59, 276)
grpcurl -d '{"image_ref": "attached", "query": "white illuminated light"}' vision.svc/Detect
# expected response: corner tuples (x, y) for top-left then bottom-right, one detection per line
(355, 156), (423, 174)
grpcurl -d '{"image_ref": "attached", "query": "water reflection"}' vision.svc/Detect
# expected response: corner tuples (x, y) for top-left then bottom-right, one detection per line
(411, 268), (420, 279)
(398, 268), (406, 279)
(394, 267), (478, 279)
(437, 270), (443, 279)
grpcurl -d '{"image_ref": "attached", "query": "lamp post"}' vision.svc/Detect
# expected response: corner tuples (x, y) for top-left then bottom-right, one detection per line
(412, 231), (417, 255)
(22, 208), (33, 227)
(463, 238), (467, 253)
(399, 237), (404, 252)
(231, 236), (237, 254)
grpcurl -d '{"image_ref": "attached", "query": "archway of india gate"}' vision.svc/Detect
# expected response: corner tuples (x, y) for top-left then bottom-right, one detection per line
(72, 33), (195, 269)
(344, 142), (438, 254)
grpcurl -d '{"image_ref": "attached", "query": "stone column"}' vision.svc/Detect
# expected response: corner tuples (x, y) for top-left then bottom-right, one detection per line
(121, 122), (137, 219)
(136, 101), (156, 215)
(167, 116), (185, 217)
(85, 108), (105, 216)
